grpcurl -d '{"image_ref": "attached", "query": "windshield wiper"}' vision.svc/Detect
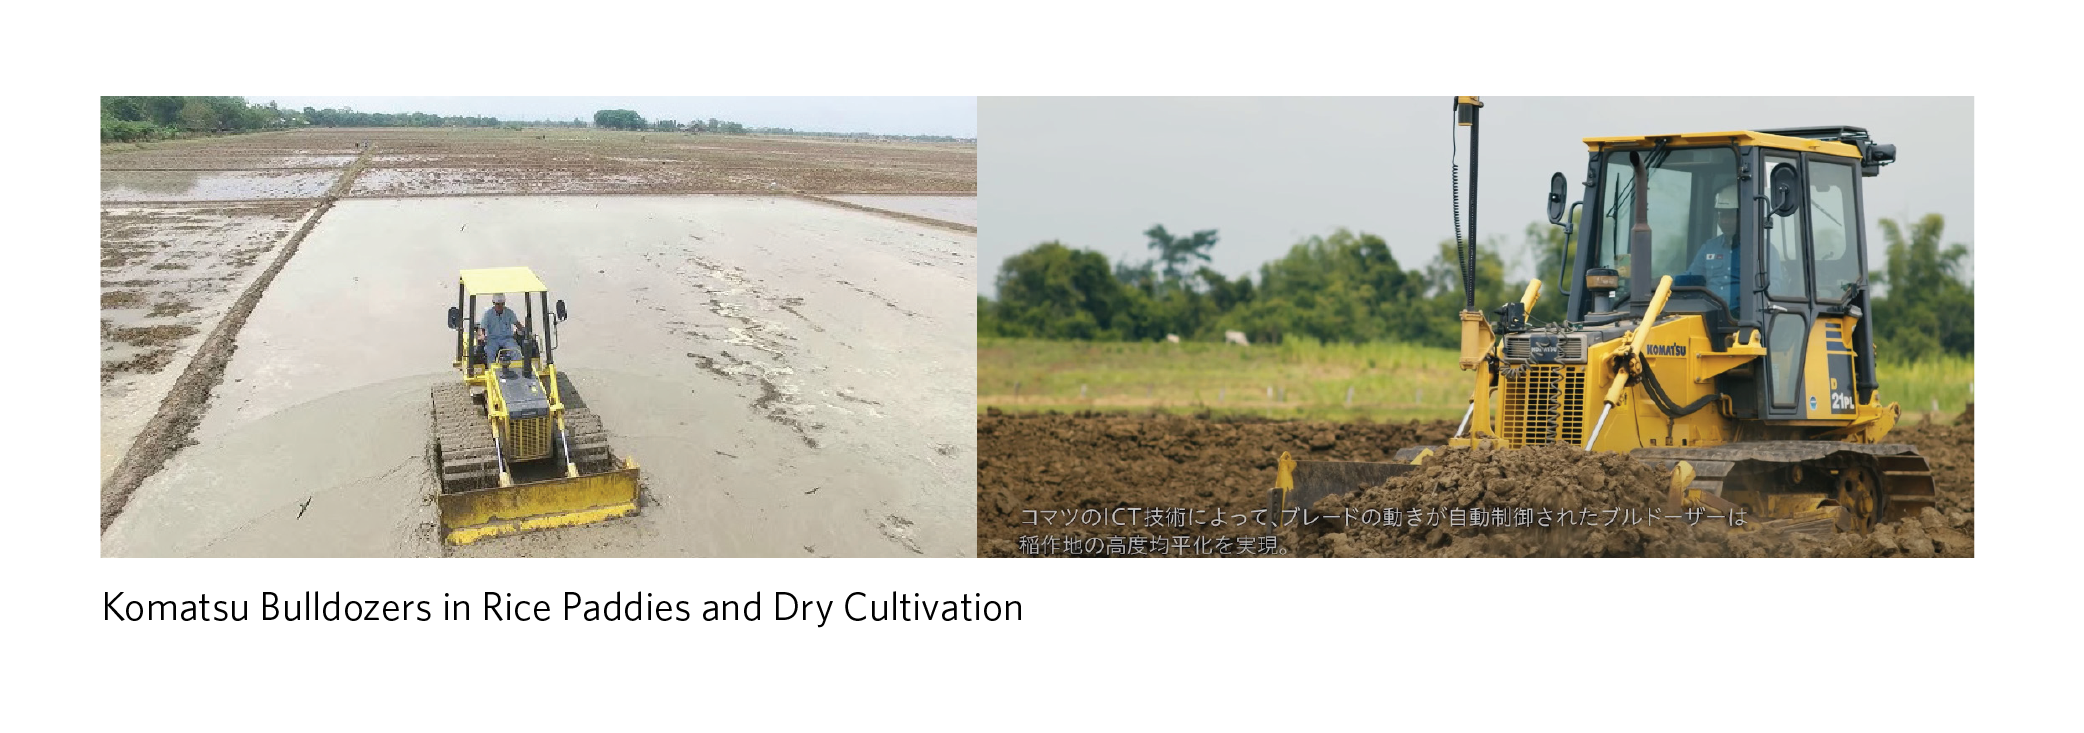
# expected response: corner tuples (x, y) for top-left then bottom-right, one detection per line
(1603, 139), (1671, 226)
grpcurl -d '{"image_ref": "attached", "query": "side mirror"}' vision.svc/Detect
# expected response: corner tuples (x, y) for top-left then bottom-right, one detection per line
(1546, 172), (1568, 225)
(1769, 163), (1802, 217)
(446, 306), (460, 329)
(555, 299), (568, 322)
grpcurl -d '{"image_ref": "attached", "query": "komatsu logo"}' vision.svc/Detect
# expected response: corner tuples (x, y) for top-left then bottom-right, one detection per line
(1645, 344), (1687, 356)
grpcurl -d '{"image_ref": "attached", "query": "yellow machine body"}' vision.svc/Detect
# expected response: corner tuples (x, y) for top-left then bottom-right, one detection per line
(1270, 109), (1932, 533)
(1456, 299), (1899, 454)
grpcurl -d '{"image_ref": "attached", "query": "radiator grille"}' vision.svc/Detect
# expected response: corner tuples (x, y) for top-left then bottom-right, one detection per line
(506, 415), (553, 462)
(1499, 365), (1587, 446)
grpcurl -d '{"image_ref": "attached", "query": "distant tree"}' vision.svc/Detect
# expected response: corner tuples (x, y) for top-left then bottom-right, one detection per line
(176, 99), (218, 132)
(992, 242), (1142, 340)
(593, 109), (647, 131)
(1868, 214), (1973, 360)
(102, 97), (150, 122)
(1143, 225), (1220, 286)
(147, 97), (185, 126)
(654, 119), (681, 132)
(1219, 229), (1429, 345)
(1114, 257), (1159, 293)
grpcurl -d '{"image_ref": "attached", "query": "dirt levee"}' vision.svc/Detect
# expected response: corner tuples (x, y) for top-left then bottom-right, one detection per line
(977, 412), (1973, 558)
(100, 202), (318, 481)
(822, 195), (977, 227)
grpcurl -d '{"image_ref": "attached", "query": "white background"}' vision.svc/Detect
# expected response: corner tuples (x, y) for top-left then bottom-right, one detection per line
(9, 1), (2067, 729)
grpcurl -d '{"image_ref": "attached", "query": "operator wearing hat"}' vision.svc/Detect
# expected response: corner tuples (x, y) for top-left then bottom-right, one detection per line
(1684, 183), (1743, 311)
(477, 293), (530, 379)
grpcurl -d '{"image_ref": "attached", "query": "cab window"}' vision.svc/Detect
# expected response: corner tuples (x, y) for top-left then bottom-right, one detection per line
(1807, 159), (1862, 302)
(1596, 147), (1737, 304)
(1763, 157), (1807, 300)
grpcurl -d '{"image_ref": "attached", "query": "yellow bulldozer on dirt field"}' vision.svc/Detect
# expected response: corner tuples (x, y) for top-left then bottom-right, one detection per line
(1272, 97), (1932, 534)
(430, 267), (640, 544)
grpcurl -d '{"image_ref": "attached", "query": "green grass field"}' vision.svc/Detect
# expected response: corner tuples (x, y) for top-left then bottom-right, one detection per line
(979, 338), (1975, 422)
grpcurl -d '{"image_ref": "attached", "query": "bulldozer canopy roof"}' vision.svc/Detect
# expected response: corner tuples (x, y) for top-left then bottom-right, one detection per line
(460, 267), (547, 295)
(1583, 130), (1860, 159)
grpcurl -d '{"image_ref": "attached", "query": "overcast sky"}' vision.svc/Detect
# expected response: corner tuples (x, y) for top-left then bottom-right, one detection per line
(249, 96), (976, 137)
(979, 97), (1972, 297)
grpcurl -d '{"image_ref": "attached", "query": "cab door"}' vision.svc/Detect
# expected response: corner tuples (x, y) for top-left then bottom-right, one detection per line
(1800, 156), (1867, 419)
(1758, 152), (1811, 420)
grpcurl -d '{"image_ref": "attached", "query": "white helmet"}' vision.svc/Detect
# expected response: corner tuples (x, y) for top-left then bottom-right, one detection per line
(1715, 183), (1739, 210)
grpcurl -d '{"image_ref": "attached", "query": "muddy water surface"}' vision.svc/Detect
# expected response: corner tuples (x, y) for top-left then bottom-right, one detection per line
(104, 195), (976, 557)
(101, 170), (340, 201)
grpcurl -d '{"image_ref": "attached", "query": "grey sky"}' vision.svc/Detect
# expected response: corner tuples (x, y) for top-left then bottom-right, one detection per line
(979, 97), (1971, 297)
(250, 96), (977, 137)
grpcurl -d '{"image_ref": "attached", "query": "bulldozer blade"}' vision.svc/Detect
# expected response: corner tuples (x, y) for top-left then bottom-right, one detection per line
(1271, 460), (1420, 521)
(437, 463), (640, 545)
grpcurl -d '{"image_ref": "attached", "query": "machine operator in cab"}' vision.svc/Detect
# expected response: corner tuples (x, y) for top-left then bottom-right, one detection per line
(476, 293), (530, 379)
(1684, 183), (1742, 312)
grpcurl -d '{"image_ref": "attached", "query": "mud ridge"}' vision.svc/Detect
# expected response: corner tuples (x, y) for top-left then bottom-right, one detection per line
(794, 194), (977, 233)
(682, 256), (820, 448)
(100, 148), (377, 531)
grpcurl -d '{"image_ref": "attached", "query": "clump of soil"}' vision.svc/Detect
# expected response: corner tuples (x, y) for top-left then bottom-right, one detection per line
(102, 290), (146, 309)
(102, 347), (176, 382)
(148, 299), (197, 318)
(103, 247), (153, 268)
(110, 324), (198, 347)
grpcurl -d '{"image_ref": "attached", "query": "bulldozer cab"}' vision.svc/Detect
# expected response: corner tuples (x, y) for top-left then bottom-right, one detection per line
(449, 267), (567, 378)
(1564, 128), (1894, 422)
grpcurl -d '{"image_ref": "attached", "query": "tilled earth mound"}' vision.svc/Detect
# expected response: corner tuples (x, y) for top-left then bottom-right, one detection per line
(978, 409), (1973, 558)
(1290, 440), (1973, 558)
(1892, 418), (1973, 517)
(977, 410), (1455, 557)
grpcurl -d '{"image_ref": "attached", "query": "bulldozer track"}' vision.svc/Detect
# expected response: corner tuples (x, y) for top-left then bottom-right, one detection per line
(431, 381), (497, 493)
(564, 407), (615, 472)
(431, 374), (618, 493)
(1632, 441), (1938, 522)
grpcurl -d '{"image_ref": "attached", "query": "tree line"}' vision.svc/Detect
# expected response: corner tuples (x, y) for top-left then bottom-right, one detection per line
(299, 108), (502, 128)
(593, 110), (749, 133)
(980, 215), (1973, 361)
(102, 96), (506, 142)
(104, 98), (957, 143)
(746, 127), (973, 143)
(102, 96), (296, 142)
